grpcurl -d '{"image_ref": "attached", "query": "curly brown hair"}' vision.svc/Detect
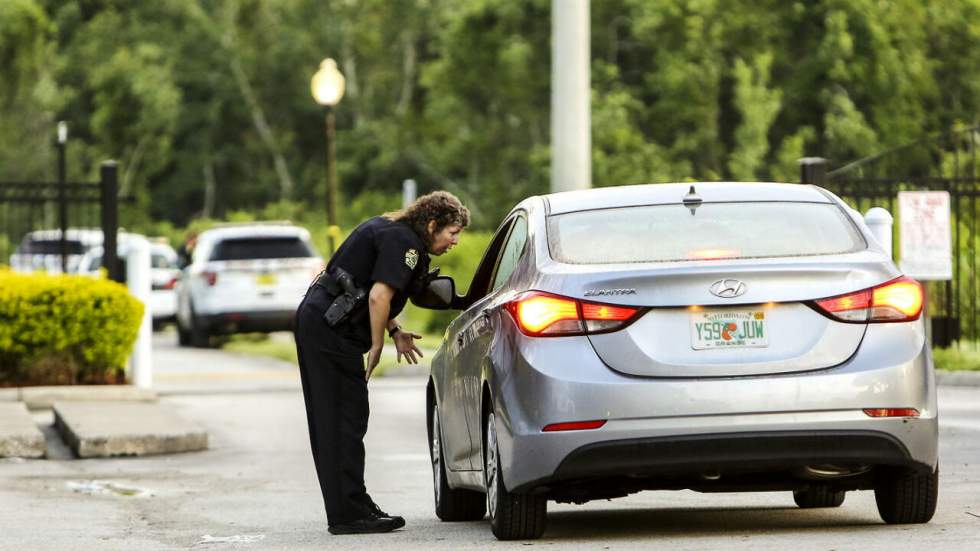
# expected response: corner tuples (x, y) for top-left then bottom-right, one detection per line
(385, 190), (470, 247)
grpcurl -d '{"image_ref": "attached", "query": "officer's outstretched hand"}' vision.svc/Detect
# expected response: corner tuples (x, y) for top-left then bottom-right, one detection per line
(394, 330), (424, 365)
(366, 346), (383, 381)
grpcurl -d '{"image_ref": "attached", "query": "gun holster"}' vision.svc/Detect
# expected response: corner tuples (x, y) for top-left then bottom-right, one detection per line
(316, 268), (367, 327)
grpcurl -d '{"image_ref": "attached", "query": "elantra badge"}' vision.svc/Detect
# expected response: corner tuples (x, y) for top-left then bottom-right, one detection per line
(709, 279), (746, 298)
(584, 288), (636, 297)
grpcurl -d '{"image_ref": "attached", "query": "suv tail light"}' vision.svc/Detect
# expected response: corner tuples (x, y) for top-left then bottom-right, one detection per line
(504, 291), (641, 337)
(813, 276), (923, 323)
(201, 271), (218, 286)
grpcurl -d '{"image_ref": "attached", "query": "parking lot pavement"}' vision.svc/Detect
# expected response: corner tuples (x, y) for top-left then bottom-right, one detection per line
(151, 330), (301, 395)
(1, 379), (979, 550)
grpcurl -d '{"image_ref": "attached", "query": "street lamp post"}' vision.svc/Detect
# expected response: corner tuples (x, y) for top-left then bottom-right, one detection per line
(311, 58), (346, 254)
(57, 121), (68, 273)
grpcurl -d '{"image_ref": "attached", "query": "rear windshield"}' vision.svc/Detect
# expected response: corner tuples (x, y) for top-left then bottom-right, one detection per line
(548, 202), (866, 264)
(151, 253), (177, 269)
(209, 237), (314, 261)
(18, 239), (86, 255)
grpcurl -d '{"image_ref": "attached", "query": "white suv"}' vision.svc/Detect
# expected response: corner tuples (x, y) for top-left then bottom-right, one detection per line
(175, 223), (324, 347)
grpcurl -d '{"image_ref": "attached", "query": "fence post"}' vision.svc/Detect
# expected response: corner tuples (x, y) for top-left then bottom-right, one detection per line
(799, 157), (829, 186)
(100, 161), (122, 283)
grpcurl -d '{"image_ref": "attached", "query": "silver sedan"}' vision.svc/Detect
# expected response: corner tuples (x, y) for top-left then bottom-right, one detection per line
(419, 182), (938, 540)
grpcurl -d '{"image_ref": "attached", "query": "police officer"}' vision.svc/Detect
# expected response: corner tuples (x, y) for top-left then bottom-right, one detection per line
(294, 190), (469, 535)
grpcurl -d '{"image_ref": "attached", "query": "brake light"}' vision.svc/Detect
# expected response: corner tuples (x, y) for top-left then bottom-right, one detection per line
(813, 276), (923, 323)
(863, 408), (920, 418)
(201, 271), (218, 286)
(164, 277), (178, 290)
(504, 291), (641, 337)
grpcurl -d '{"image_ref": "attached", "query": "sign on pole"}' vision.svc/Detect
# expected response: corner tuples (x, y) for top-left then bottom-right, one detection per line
(898, 191), (953, 280)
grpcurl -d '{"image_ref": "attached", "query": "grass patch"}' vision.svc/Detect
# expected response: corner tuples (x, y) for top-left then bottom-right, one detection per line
(221, 331), (442, 377)
(932, 345), (980, 371)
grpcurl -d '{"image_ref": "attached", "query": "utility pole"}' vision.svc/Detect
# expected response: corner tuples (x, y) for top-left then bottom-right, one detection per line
(550, 0), (591, 193)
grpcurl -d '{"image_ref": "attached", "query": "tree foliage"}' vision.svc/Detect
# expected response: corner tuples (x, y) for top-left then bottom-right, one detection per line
(1, 0), (979, 230)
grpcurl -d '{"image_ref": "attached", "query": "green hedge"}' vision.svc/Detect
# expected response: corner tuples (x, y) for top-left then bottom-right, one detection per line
(0, 270), (144, 386)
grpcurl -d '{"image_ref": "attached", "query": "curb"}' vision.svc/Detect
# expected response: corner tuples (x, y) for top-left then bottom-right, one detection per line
(53, 401), (208, 458)
(0, 385), (157, 410)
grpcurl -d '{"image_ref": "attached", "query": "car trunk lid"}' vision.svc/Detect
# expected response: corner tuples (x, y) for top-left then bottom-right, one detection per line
(543, 254), (894, 377)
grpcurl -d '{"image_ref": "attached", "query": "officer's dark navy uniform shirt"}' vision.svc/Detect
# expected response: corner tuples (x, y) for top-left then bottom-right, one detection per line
(324, 216), (429, 350)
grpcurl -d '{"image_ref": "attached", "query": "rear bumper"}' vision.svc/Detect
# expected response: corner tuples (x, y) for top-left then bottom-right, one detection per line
(199, 310), (295, 334)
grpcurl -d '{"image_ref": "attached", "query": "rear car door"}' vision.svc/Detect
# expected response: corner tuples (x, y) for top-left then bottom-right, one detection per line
(457, 213), (528, 468)
(439, 218), (514, 470)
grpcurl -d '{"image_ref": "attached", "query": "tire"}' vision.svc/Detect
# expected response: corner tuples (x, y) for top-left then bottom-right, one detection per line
(793, 487), (845, 508)
(430, 404), (486, 521)
(176, 314), (191, 347)
(188, 305), (211, 348)
(485, 411), (546, 540)
(874, 466), (938, 524)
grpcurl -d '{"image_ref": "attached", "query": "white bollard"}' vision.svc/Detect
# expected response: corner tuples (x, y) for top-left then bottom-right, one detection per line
(126, 236), (153, 389)
(864, 207), (894, 260)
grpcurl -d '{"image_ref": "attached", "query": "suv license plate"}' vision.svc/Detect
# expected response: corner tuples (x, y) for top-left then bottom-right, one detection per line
(691, 310), (768, 350)
(256, 273), (277, 286)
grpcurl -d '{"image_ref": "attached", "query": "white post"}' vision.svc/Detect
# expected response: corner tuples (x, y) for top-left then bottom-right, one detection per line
(126, 236), (153, 389)
(864, 207), (894, 260)
(551, 0), (591, 193)
(402, 179), (417, 208)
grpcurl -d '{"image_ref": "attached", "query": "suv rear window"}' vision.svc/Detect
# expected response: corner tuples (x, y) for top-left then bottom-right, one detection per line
(19, 239), (86, 255)
(209, 237), (314, 261)
(548, 202), (866, 264)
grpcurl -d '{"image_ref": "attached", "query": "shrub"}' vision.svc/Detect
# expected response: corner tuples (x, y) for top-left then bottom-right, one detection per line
(0, 270), (143, 386)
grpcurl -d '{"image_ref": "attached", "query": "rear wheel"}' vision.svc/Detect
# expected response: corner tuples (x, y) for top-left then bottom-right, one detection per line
(430, 404), (485, 521)
(793, 487), (845, 508)
(874, 466), (938, 524)
(188, 305), (211, 348)
(176, 313), (191, 346)
(485, 411), (546, 540)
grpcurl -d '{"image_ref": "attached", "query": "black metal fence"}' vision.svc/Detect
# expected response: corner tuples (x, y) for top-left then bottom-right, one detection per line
(800, 126), (980, 347)
(0, 161), (123, 282)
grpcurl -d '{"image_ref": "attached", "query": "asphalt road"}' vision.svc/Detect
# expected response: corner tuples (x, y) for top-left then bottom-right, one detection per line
(1, 334), (978, 550)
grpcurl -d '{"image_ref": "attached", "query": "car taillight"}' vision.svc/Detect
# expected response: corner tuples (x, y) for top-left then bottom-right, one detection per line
(863, 408), (920, 418)
(201, 271), (218, 286)
(813, 276), (923, 323)
(542, 420), (606, 432)
(164, 277), (178, 290)
(504, 291), (641, 337)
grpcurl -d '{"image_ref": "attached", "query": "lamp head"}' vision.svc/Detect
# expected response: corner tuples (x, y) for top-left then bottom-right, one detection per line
(311, 58), (346, 107)
(57, 121), (68, 144)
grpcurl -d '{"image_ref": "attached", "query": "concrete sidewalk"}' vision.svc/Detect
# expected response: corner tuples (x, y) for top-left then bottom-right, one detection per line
(0, 403), (45, 458)
(53, 401), (208, 458)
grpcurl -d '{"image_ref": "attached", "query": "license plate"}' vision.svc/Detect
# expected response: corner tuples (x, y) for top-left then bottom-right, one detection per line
(256, 273), (277, 286)
(691, 310), (768, 350)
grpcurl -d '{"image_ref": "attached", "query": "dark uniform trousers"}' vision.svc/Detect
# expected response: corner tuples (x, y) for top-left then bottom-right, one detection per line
(294, 284), (374, 525)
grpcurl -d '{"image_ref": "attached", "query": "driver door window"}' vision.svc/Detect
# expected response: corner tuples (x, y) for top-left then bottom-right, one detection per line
(490, 215), (528, 292)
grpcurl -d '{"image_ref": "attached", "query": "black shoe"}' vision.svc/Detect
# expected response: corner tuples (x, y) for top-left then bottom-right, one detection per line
(328, 515), (403, 535)
(367, 503), (406, 529)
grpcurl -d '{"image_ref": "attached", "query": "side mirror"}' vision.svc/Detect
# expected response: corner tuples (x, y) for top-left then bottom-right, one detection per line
(412, 276), (462, 310)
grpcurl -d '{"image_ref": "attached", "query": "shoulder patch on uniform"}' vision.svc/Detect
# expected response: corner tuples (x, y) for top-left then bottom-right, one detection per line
(405, 248), (419, 269)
